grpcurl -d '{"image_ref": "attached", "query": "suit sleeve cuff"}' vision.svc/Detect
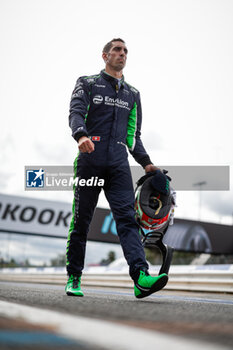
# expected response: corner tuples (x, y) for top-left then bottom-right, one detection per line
(74, 131), (88, 142)
(137, 155), (153, 168)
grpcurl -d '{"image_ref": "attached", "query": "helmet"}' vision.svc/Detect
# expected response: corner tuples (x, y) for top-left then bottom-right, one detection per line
(135, 171), (175, 231)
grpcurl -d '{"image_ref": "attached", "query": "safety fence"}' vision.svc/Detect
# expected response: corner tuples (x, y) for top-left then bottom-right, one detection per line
(0, 265), (233, 293)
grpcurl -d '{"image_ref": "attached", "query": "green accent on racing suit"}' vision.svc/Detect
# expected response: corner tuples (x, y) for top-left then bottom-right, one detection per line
(66, 154), (79, 266)
(126, 102), (137, 151)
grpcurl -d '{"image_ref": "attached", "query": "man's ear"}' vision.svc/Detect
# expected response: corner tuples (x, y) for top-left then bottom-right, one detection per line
(102, 52), (108, 63)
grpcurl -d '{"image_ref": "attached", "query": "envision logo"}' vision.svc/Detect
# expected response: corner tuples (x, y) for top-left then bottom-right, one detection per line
(93, 95), (130, 109)
(105, 96), (130, 110)
(93, 95), (103, 104)
(105, 96), (129, 107)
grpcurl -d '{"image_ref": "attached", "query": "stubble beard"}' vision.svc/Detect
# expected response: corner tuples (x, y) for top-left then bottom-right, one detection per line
(112, 61), (126, 72)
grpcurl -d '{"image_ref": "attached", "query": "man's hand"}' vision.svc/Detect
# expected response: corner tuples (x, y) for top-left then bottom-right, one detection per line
(144, 164), (160, 173)
(78, 136), (95, 153)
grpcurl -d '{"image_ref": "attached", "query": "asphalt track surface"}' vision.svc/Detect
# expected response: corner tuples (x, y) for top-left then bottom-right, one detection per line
(0, 281), (233, 349)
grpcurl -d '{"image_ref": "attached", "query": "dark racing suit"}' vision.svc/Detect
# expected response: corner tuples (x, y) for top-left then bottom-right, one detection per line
(66, 70), (152, 280)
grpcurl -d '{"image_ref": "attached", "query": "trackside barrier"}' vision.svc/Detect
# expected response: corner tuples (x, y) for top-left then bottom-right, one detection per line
(0, 265), (233, 294)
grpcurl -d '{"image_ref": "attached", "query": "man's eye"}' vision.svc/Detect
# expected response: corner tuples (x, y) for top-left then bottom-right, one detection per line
(113, 46), (128, 54)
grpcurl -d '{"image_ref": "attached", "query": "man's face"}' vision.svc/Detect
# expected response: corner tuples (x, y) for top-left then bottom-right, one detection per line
(103, 41), (128, 72)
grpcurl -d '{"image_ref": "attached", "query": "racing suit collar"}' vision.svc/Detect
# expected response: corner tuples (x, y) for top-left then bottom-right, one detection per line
(101, 70), (125, 87)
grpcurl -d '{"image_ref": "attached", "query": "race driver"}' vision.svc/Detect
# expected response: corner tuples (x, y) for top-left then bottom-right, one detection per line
(65, 38), (168, 298)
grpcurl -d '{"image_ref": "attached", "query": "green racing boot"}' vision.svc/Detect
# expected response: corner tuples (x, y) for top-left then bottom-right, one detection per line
(134, 270), (168, 299)
(65, 274), (84, 296)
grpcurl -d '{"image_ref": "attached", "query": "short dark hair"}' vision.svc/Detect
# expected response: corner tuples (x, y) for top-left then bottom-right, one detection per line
(103, 38), (125, 53)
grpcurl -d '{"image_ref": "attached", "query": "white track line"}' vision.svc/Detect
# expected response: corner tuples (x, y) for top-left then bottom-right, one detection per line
(0, 300), (230, 350)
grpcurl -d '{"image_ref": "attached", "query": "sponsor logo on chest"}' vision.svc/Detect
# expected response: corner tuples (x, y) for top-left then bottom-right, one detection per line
(93, 95), (104, 104)
(93, 95), (130, 110)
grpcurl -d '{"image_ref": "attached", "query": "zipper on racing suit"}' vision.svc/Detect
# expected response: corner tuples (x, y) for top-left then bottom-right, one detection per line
(108, 83), (120, 160)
